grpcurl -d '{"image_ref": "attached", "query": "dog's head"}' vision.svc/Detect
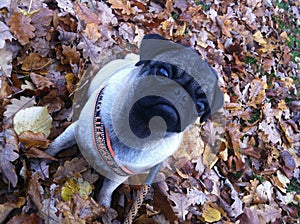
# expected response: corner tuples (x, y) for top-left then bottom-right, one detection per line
(125, 34), (223, 139)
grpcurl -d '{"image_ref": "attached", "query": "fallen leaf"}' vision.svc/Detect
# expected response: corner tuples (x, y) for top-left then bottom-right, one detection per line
(30, 72), (54, 89)
(187, 188), (206, 205)
(53, 158), (89, 184)
(0, 197), (25, 223)
(61, 177), (93, 202)
(22, 53), (52, 71)
(169, 192), (189, 221)
(7, 213), (41, 224)
(56, 0), (75, 14)
(19, 131), (50, 149)
(61, 45), (80, 65)
(0, 129), (19, 187)
(108, 0), (134, 15)
(30, 8), (54, 38)
(13, 106), (52, 137)
(74, 2), (100, 24)
(4, 96), (36, 121)
(253, 31), (266, 45)
(201, 203), (222, 223)
(28, 173), (43, 210)
(251, 203), (282, 224)
(0, 21), (13, 48)
(26, 147), (57, 161)
(256, 181), (273, 202)
(259, 119), (281, 144)
(84, 23), (101, 42)
(0, 44), (13, 77)
(8, 12), (35, 45)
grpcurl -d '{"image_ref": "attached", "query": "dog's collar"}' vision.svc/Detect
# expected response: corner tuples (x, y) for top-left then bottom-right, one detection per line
(92, 87), (134, 176)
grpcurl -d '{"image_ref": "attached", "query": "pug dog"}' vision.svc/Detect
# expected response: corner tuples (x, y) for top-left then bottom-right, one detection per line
(46, 34), (223, 207)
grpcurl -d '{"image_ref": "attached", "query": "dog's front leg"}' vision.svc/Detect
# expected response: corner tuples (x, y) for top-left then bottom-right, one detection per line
(45, 121), (77, 156)
(98, 177), (127, 207)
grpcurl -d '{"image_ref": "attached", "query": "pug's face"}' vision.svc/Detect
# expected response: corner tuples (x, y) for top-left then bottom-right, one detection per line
(125, 60), (211, 139)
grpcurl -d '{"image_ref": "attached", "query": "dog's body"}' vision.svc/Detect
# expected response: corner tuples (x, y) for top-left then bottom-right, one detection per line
(46, 35), (223, 207)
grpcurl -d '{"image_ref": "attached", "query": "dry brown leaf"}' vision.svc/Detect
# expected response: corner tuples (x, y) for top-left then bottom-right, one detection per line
(19, 131), (50, 149)
(174, 0), (188, 12)
(61, 45), (80, 65)
(97, 1), (118, 25)
(0, 44), (13, 77)
(0, 76), (12, 103)
(0, 21), (13, 48)
(84, 23), (101, 42)
(74, 2), (100, 24)
(252, 203), (282, 224)
(30, 72), (54, 89)
(259, 119), (281, 144)
(53, 158), (89, 184)
(26, 147), (57, 161)
(57, 194), (104, 223)
(0, 197), (25, 223)
(169, 192), (189, 221)
(27, 173), (43, 210)
(8, 12), (35, 45)
(108, 0), (134, 15)
(56, 0), (75, 14)
(4, 96), (36, 120)
(22, 53), (52, 71)
(7, 213), (41, 224)
(0, 129), (19, 187)
(30, 8), (54, 38)
(247, 77), (267, 108)
(226, 122), (242, 156)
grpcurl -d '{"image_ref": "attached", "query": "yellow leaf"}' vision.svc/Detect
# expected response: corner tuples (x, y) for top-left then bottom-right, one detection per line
(61, 178), (93, 202)
(273, 171), (290, 193)
(13, 106), (52, 137)
(174, 22), (186, 37)
(253, 31), (266, 45)
(202, 204), (221, 223)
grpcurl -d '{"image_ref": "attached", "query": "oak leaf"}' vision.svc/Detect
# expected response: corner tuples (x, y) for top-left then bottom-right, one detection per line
(22, 53), (52, 71)
(247, 77), (267, 108)
(169, 192), (189, 221)
(19, 131), (50, 149)
(0, 197), (25, 223)
(30, 8), (54, 38)
(4, 96), (36, 121)
(8, 12), (35, 45)
(30, 72), (54, 89)
(97, 1), (118, 25)
(0, 21), (13, 48)
(56, 0), (75, 14)
(0, 129), (19, 187)
(53, 158), (89, 184)
(259, 119), (281, 144)
(61, 45), (80, 65)
(74, 2), (100, 24)
(108, 0), (134, 15)
(84, 23), (101, 42)
(0, 45), (13, 77)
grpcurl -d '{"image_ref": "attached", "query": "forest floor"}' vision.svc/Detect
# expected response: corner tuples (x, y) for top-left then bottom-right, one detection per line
(0, 0), (299, 223)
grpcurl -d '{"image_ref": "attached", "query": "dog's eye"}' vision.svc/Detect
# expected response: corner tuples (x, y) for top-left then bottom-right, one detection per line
(196, 101), (206, 115)
(156, 68), (169, 77)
